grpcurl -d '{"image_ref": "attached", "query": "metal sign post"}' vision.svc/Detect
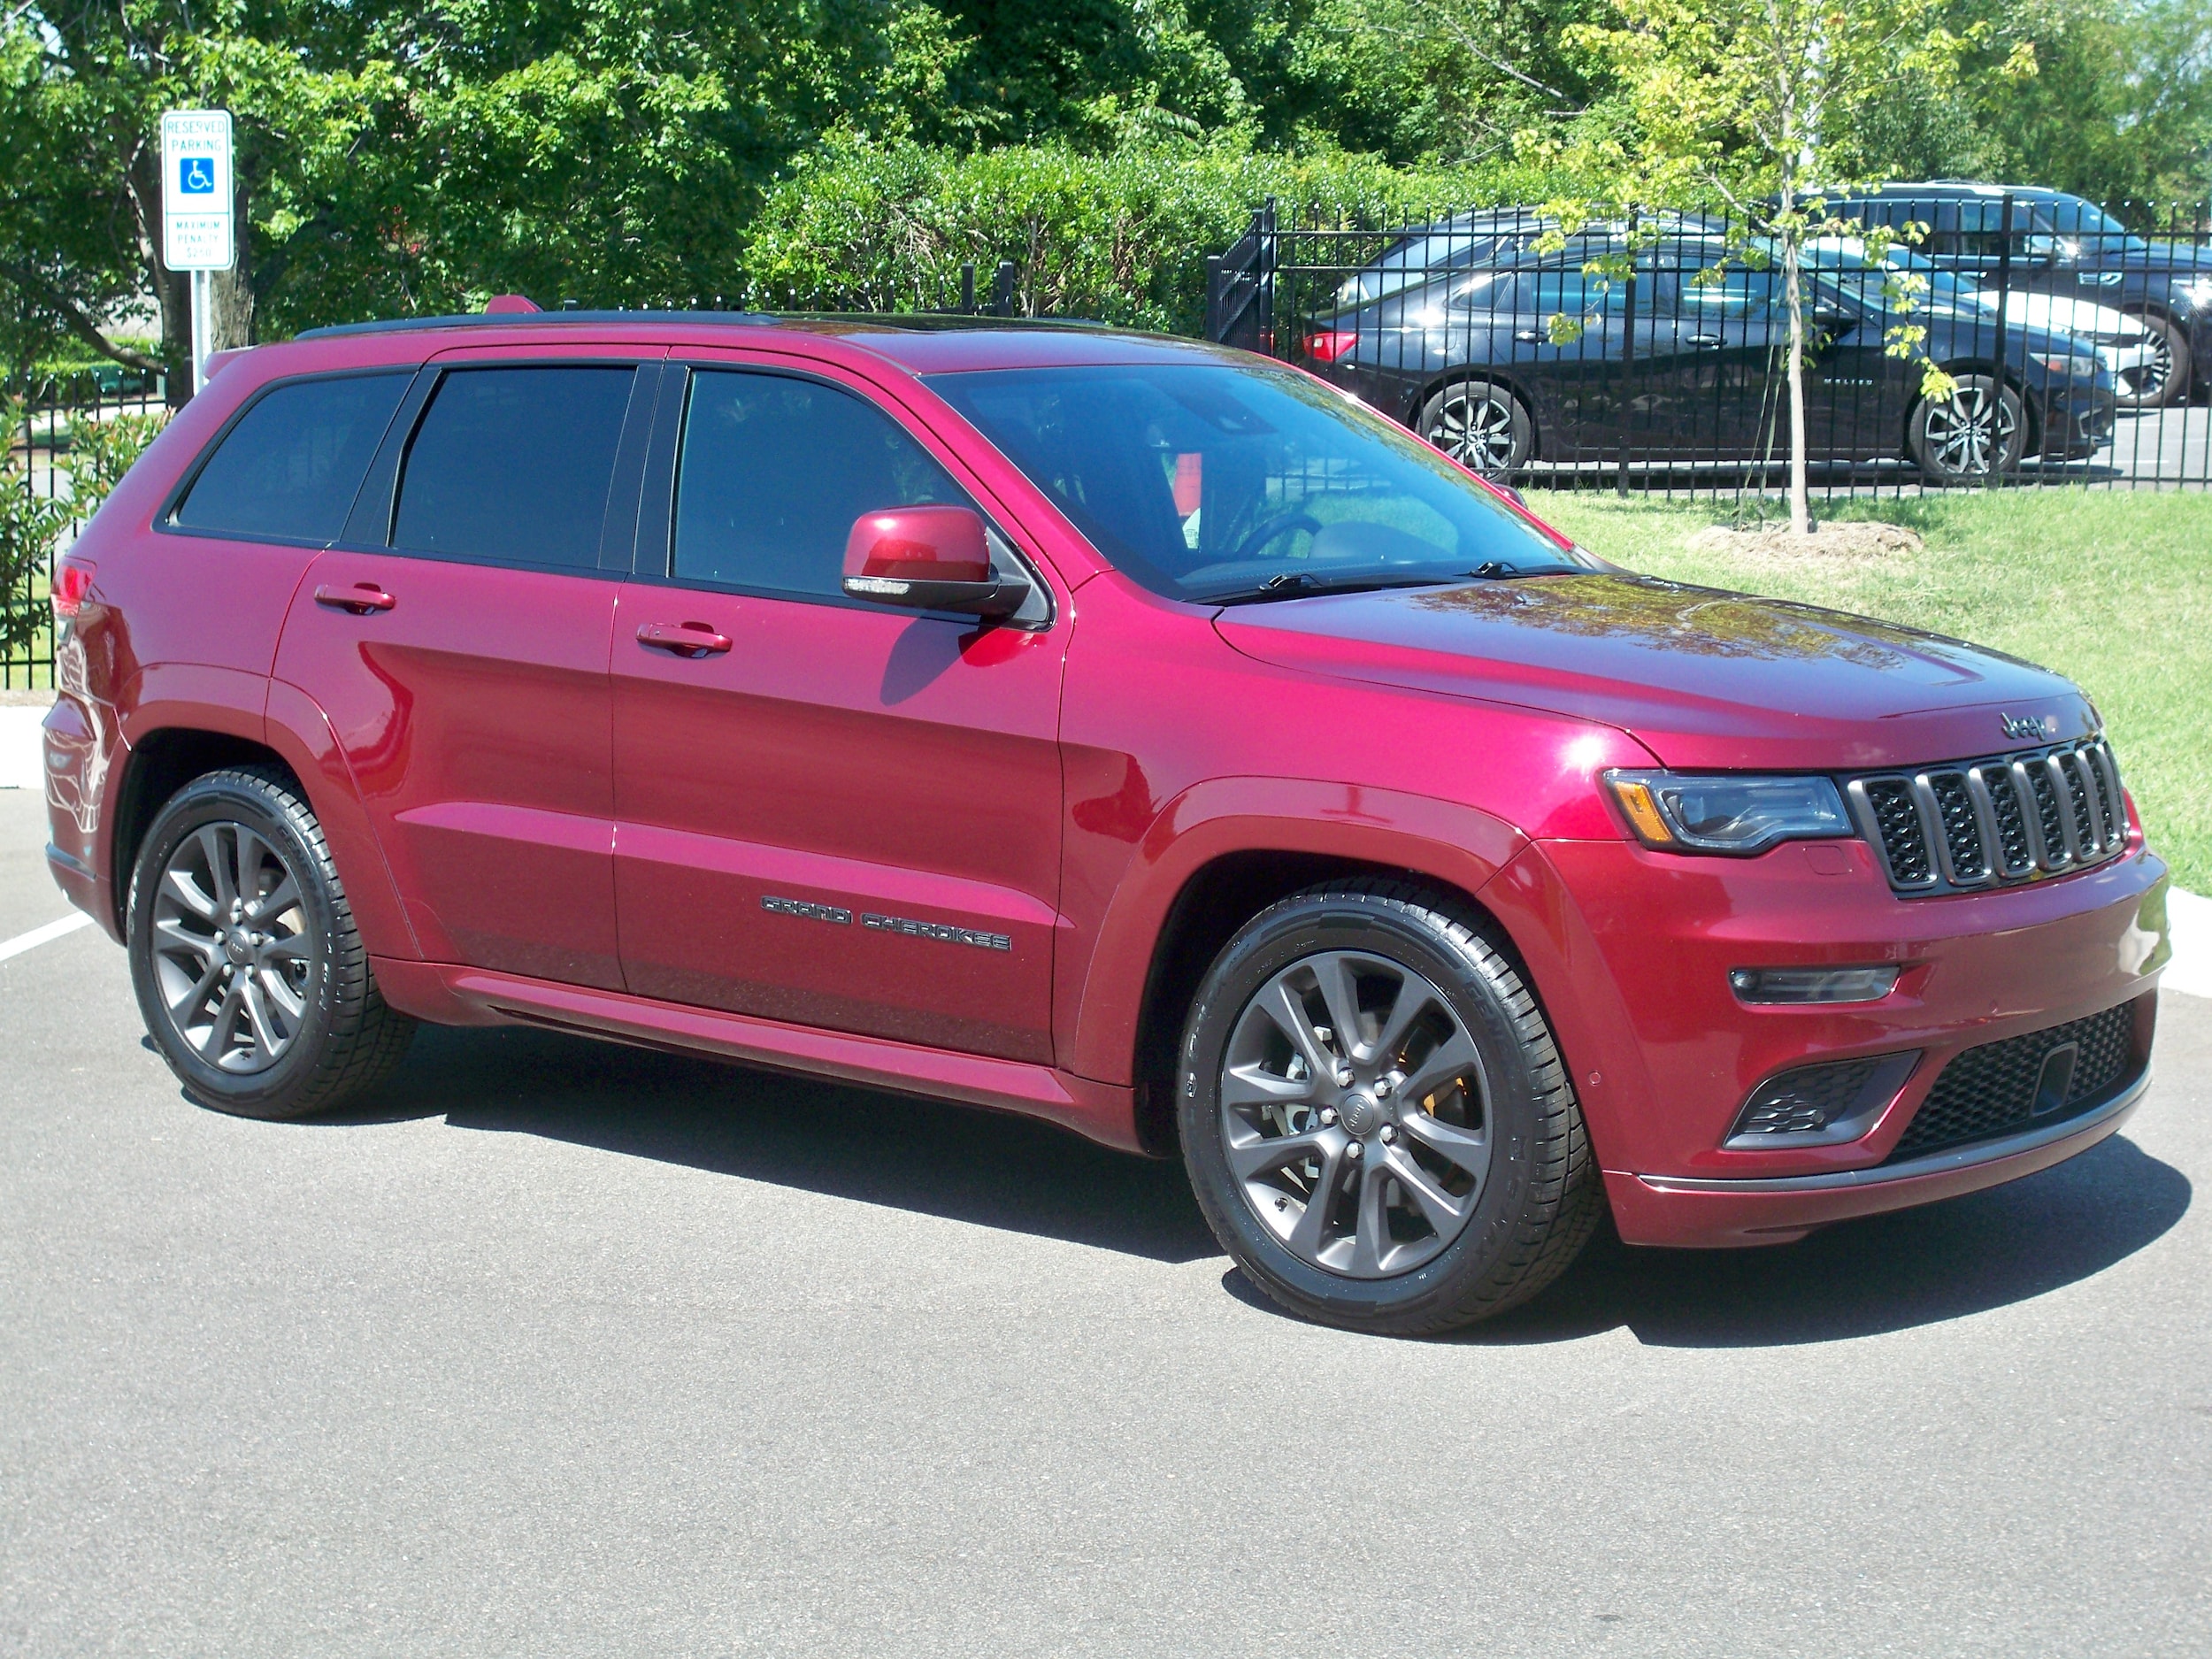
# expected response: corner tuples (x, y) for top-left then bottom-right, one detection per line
(159, 110), (234, 394)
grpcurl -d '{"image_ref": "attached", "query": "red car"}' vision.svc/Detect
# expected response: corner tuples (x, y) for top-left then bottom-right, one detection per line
(43, 311), (2172, 1334)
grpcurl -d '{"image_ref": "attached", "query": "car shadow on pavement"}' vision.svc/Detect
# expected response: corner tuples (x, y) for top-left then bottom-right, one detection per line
(334, 1025), (2188, 1336)
(342, 1023), (1222, 1264)
(1441, 1131), (2192, 1348)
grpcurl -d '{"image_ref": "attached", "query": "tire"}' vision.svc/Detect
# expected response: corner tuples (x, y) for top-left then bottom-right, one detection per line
(1417, 380), (1533, 478)
(1177, 878), (1601, 1335)
(2119, 311), (2191, 409)
(1909, 373), (2025, 485)
(127, 765), (415, 1119)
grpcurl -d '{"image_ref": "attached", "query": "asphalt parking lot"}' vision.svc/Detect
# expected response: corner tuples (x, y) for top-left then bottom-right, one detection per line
(2, 786), (2206, 1657)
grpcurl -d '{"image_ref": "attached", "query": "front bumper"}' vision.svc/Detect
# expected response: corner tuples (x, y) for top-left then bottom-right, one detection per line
(1484, 833), (2170, 1248)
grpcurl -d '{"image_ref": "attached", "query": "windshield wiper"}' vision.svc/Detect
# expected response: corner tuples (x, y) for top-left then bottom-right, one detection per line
(1203, 562), (1552, 605)
(1204, 572), (1454, 605)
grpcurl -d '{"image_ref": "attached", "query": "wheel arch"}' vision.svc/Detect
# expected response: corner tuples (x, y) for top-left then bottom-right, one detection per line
(109, 726), (302, 933)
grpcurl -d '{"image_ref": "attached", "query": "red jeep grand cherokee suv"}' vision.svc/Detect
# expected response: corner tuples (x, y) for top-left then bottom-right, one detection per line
(43, 311), (2171, 1334)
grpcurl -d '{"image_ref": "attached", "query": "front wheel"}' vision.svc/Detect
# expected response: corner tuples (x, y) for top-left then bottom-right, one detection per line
(1909, 373), (2025, 485)
(1177, 879), (1601, 1335)
(1418, 380), (1533, 478)
(128, 765), (415, 1119)
(2119, 311), (2191, 409)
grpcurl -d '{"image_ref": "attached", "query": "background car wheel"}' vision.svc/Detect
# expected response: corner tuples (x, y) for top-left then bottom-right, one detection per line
(128, 765), (415, 1120)
(1417, 380), (1533, 478)
(1178, 878), (1601, 1335)
(1909, 374), (2025, 485)
(2119, 311), (2190, 409)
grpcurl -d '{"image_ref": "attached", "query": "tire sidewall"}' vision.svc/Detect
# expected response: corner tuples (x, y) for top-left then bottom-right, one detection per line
(1420, 380), (1533, 476)
(127, 773), (345, 1115)
(1911, 373), (2024, 484)
(1177, 895), (1549, 1327)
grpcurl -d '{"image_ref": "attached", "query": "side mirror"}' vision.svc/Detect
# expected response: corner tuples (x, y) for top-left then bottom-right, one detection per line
(2021, 233), (2067, 266)
(841, 505), (1031, 618)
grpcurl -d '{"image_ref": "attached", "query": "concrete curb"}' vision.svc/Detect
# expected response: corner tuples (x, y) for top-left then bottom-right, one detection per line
(0, 703), (2205, 992)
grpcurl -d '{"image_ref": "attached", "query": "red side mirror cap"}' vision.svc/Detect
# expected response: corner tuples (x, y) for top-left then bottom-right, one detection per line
(841, 506), (1028, 618)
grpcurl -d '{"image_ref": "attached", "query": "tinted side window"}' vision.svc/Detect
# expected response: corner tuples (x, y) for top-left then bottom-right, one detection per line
(392, 366), (634, 569)
(671, 371), (971, 599)
(173, 373), (410, 542)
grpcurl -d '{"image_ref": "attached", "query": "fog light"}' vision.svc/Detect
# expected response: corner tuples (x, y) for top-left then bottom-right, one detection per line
(1724, 1051), (1920, 1148)
(1729, 965), (1899, 1005)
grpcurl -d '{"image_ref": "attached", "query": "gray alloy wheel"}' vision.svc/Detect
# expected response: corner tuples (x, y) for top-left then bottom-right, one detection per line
(1217, 949), (1491, 1278)
(1909, 374), (2024, 485)
(2119, 311), (2190, 409)
(1417, 380), (1533, 477)
(129, 766), (415, 1119)
(149, 819), (314, 1073)
(1178, 879), (1602, 1335)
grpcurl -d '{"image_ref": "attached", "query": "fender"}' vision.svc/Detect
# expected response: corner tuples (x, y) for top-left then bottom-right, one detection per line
(1065, 775), (1529, 1084)
(262, 679), (422, 963)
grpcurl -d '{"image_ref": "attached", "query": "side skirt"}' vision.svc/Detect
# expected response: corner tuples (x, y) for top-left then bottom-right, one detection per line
(371, 956), (1144, 1153)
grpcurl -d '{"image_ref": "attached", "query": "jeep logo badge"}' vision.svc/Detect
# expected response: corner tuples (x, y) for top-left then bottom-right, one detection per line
(2001, 712), (2056, 741)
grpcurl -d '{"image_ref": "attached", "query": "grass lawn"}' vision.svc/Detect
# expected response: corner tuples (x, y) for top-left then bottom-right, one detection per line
(1522, 487), (2212, 895)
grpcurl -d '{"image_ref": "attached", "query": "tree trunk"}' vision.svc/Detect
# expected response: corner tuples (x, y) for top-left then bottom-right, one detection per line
(125, 141), (193, 408)
(1784, 234), (1811, 535)
(210, 176), (255, 352)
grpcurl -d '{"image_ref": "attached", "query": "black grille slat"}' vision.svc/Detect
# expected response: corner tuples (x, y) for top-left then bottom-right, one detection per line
(1863, 779), (1932, 885)
(1886, 1002), (2139, 1161)
(2026, 762), (2067, 862)
(2060, 755), (2097, 852)
(1978, 764), (2033, 874)
(1849, 737), (2125, 897)
(1928, 772), (1985, 881)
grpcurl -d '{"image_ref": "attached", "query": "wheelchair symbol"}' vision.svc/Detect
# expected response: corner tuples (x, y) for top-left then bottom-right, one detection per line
(178, 156), (216, 195)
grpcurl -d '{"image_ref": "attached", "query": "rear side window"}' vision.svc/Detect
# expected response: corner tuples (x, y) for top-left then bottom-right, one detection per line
(670, 371), (970, 600)
(173, 373), (410, 542)
(393, 366), (635, 569)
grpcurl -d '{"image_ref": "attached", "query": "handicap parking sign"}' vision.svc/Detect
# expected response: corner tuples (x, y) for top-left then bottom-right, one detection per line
(161, 109), (233, 269)
(178, 156), (216, 195)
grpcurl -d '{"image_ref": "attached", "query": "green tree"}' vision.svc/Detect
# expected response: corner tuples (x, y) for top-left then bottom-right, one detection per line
(1557, 0), (2004, 533)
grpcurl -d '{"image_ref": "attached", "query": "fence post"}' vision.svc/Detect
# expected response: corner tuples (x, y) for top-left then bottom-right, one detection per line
(960, 262), (975, 315)
(1259, 197), (1278, 357)
(1205, 255), (1224, 342)
(1989, 191), (2014, 487)
(990, 260), (1017, 318)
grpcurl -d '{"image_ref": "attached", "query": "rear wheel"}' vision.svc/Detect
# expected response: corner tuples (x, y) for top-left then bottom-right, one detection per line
(128, 765), (414, 1119)
(1417, 380), (1533, 478)
(1909, 374), (2024, 485)
(1178, 879), (1601, 1335)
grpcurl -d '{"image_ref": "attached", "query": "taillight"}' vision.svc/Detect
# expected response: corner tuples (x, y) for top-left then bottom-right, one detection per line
(50, 557), (95, 622)
(1305, 329), (1358, 365)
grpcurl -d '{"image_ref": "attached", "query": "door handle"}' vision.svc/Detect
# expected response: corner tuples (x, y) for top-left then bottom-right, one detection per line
(1513, 328), (1544, 344)
(313, 582), (396, 614)
(636, 621), (733, 657)
(1686, 334), (1723, 348)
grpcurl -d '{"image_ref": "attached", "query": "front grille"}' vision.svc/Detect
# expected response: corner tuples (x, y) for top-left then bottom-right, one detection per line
(1884, 1001), (2140, 1162)
(1845, 736), (2127, 896)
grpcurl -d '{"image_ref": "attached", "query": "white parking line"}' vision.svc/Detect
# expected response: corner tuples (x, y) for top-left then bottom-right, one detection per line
(0, 912), (94, 964)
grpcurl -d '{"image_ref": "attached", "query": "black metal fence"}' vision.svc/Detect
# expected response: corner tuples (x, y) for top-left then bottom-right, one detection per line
(4, 374), (169, 688)
(1206, 194), (2212, 499)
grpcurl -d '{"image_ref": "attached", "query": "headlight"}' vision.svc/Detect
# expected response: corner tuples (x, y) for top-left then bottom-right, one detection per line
(2179, 276), (2212, 309)
(2031, 352), (2102, 380)
(1604, 770), (1853, 855)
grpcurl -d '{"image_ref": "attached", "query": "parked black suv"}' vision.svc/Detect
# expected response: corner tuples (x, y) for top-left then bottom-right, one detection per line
(1812, 184), (2212, 406)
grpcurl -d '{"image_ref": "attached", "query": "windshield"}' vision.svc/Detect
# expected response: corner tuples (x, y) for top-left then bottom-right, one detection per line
(2051, 199), (2149, 256)
(927, 362), (1593, 603)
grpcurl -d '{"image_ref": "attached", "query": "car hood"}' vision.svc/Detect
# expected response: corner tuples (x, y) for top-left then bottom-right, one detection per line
(1213, 573), (2096, 772)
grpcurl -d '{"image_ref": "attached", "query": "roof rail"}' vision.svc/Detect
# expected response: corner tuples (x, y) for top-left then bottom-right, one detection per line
(292, 309), (1106, 342)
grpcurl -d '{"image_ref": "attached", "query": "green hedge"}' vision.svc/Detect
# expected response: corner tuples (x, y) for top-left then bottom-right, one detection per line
(739, 138), (1581, 335)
